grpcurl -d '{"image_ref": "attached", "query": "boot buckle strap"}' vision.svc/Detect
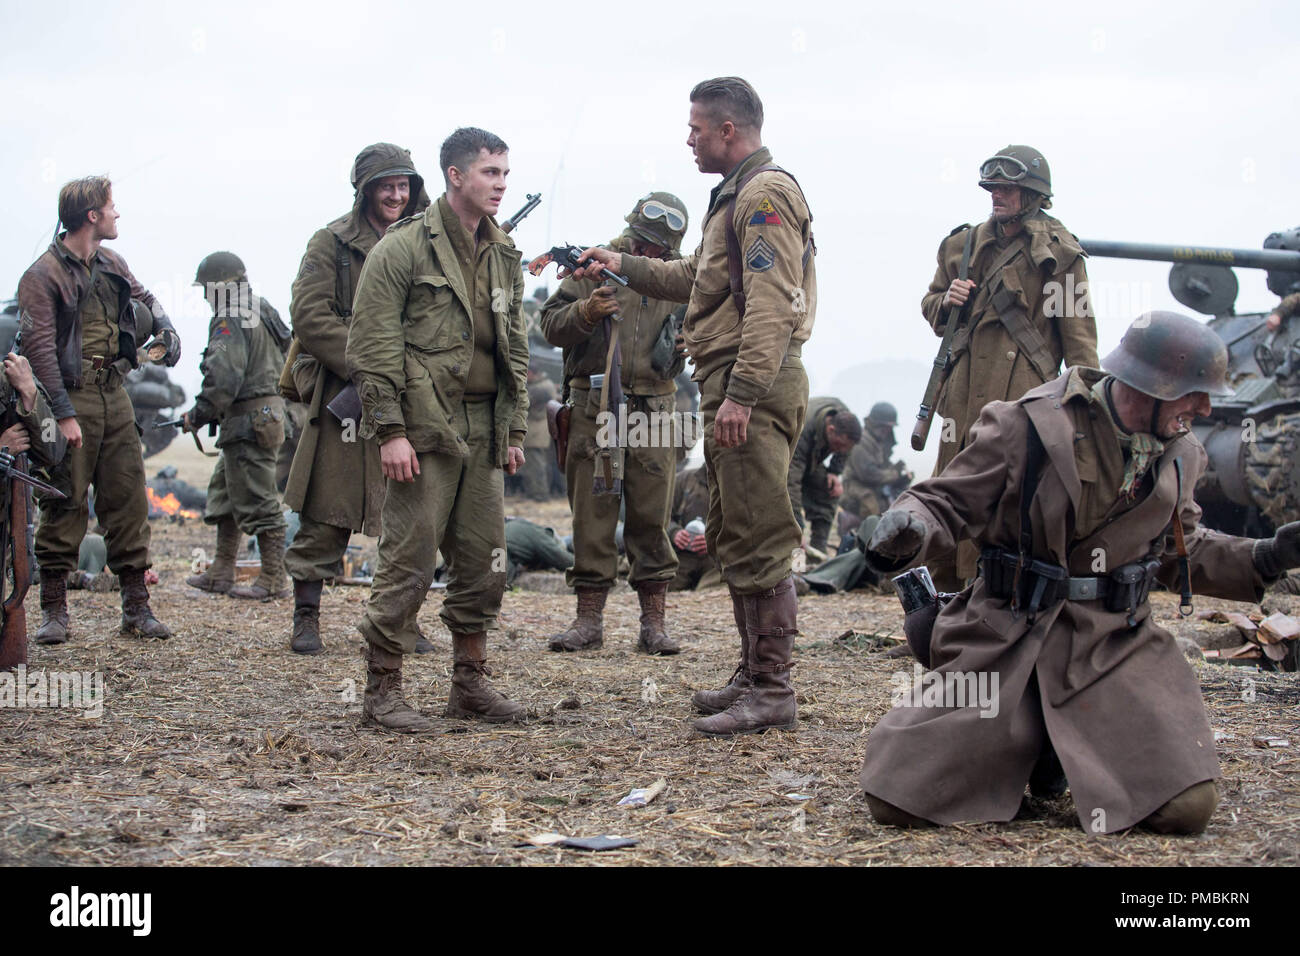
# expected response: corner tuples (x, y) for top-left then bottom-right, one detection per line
(750, 660), (795, 675)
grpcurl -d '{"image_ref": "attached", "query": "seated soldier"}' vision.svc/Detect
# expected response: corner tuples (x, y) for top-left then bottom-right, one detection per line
(861, 312), (1296, 835)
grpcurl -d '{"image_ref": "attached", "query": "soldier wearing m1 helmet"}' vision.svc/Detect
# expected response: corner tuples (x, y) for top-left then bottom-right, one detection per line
(920, 145), (1098, 590)
(1263, 226), (1300, 331)
(183, 251), (292, 601)
(860, 310), (1300, 835)
(539, 191), (691, 655)
(840, 401), (912, 535)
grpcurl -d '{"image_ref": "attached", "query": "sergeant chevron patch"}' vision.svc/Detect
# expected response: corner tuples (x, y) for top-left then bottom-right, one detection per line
(745, 236), (776, 272)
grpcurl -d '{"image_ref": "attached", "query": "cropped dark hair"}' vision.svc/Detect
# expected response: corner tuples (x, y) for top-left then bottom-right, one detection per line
(58, 175), (113, 231)
(827, 410), (862, 443)
(440, 127), (509, 185)
(689, 77), (764, 131)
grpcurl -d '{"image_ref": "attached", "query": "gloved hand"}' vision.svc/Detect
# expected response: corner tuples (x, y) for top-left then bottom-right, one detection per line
(1253, 521), (1300, 579)
(865, 509), (927, 568)
(154, 327), (182, 367)
(578, 286), (620, 327)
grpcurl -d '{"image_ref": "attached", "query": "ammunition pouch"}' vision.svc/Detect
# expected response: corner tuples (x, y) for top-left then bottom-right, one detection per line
(979, 548), (1068, 615)
(225, 395), (285, 450)
(979, 547), (1162, 625)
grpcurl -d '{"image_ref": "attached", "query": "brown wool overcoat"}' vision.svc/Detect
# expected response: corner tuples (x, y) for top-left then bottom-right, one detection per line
(859, 369), (1263, 833)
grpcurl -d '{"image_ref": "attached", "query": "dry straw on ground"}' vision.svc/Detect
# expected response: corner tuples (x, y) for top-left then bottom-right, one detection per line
(1, 448), (1296, 866)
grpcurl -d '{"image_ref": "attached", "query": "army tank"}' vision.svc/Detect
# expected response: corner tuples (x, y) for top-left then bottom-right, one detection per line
(1083, 229), (1300, 535)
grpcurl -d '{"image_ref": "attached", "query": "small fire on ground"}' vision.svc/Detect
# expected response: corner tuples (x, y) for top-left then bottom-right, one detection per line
(146, 486), (201, 520)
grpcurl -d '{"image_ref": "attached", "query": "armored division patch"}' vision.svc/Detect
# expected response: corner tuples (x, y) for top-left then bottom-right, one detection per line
(745, 236), (775, 272)
(749, 197), (783, 226)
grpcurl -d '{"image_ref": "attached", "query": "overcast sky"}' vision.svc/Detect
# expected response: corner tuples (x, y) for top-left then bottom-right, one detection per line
(3, 0), (1297, 469)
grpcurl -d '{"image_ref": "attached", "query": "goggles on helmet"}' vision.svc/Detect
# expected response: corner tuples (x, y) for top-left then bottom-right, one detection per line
(639, 200), (687, 233)
(979, 155), (1048, 186)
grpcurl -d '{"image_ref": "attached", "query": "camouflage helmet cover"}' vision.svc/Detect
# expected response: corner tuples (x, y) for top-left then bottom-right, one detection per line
(625, 191), (689, 251)
(867, 402), (898, 427)
(193, 251), (247, 286)
(1101, 311), (1233, 400)
(979, 144), (1052, 198)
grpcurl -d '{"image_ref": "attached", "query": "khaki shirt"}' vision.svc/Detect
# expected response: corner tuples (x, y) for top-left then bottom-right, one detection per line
(618, 147), (816, 405)
(439, 196), (498, 396)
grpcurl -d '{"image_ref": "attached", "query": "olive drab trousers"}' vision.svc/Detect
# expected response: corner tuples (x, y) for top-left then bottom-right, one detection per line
(357, 399), (508, 655)
(36, 382), (151, 575)
(204, 440), (286, 537)
(564, 387), (679, 591)
(701, 361), (809, 592)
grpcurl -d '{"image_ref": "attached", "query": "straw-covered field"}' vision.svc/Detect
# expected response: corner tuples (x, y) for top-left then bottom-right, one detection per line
(0, 445), (1297, 867)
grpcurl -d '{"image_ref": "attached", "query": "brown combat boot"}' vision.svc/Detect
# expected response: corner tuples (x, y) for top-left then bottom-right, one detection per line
(34, 569), (70, 646)
(363, 643), (435, 732)
(186, 517), (239, 593)
(548, 586), (607, 652)
(119, 568), (172, 640)
(635, 580), (680, 655)
(694, 576), (798, 737)
(445, 631), (526, 723)
(229, 528), (288, 600)
(290, 579), (323, 655)
(692, 584), (753, 714)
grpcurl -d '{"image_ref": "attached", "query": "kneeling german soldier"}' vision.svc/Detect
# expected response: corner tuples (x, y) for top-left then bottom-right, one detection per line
(861, 311), (1299, 834)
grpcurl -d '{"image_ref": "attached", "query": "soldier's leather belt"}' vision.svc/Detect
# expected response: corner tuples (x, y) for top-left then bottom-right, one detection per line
(80, 358), (124, 389)
(979, 547), (1161, 621)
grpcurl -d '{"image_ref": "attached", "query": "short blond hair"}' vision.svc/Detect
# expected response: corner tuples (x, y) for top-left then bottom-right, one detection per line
(58, 176), (112, 230)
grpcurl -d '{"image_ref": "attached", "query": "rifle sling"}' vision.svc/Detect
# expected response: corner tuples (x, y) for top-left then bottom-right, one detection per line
(724, 165), (815, 320)
(944, 237), (1023, 360)
(335, 236), (353, 318)
(989, 281), (1059, 383)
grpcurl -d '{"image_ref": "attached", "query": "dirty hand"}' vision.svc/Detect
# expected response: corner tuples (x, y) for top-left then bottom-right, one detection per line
(1254, 521), (1300, 578)
(3, 352), (36, 409)
(567, 247), (622, 281)
(0, 422), (30, 454)
(58, 416), (82, 449)
(579, 286), (620, 326)
(504, 446), (525, 476)
(867, 509), (927, 565)
(713, 398), (752, 448)
(943, 278), (977, 308)
(380, 435), (420, 482)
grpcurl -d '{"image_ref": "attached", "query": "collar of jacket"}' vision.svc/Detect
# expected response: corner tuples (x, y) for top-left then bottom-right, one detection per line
(52, 233), (113, 274)
(981, 211), (1084, 273)
(421, 194), (520, 316)
(707, 146), (774, 218)
(327, 209), (383, 252)
(1021, 366), (1194, 520)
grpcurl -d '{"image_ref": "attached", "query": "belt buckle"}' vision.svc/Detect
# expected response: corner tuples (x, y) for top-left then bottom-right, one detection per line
(1071, 577), (1098, 601)
(90, 356), (107, 371)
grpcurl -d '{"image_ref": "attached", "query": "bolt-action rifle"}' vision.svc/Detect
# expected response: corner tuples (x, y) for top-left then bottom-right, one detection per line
(912, 226), (975, 452)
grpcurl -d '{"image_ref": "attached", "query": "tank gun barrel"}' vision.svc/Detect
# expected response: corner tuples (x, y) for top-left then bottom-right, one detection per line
(1081, 240), (1300, 273)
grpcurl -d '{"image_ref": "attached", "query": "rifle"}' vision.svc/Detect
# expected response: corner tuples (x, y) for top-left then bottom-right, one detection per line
(0, 467), (31, 669)
(0, 449), (66, 499)
(501, 193), (541, 235)
(912, 225), (976, 452)
(527, 245), (630, 287)
(153, 417), (218, 457)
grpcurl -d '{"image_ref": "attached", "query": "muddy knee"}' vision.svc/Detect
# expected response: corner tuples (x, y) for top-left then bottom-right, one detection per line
(1141, 781), (1219, 835)
(865, 793), (935, 829)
